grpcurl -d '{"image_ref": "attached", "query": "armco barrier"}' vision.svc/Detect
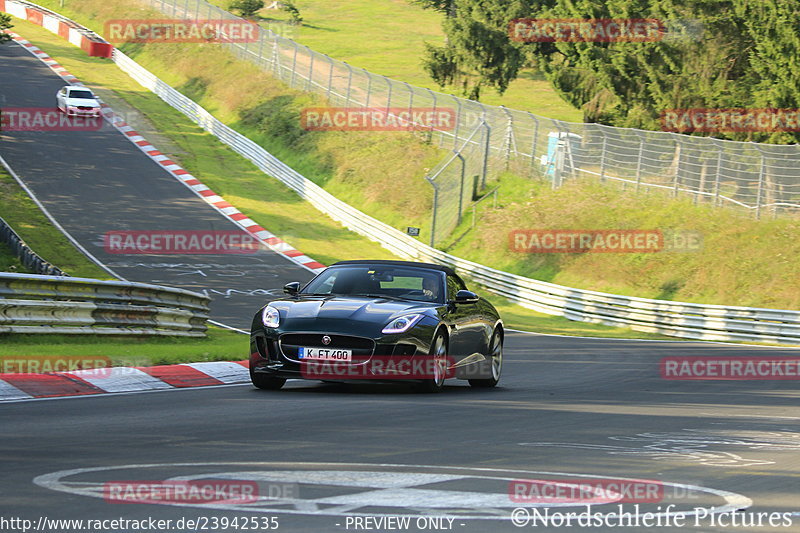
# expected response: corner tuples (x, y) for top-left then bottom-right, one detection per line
(0, 273), (210, 335)
(5, 2), (800, 345)
(0, 0), (111, 57)
(0, 215), (66, 276)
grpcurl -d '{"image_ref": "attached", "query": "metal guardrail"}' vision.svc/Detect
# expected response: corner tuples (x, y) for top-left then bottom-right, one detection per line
(8, 2), (799, 346)
(0, 273), (210, 336)
(0, 215), (66, 276)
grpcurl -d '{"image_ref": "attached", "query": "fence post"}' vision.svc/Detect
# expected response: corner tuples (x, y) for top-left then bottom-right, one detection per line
(673, 139), (681, 198)
(257, 30), (265, 66)
(344, 63), (354, 106)
(306, 48), (315, 91)
(404, 82), (414, 128)
(384, 75), (392, 111)
(457, 153), (466, 225)
(528, 112), (540, 178)
(635, 134), (644, 192)
(453, 96), (462, 149)
(325, 56), (334, 100)
(363, 68), (372, 108)
(426, 176), (438, 247)
(599, 128), (608, 184)
(427, 88), (438, 144)
(289, 42), (299, 87)
(501, 106), (514, 170)
(755, 152), (766, 219)
(480, 122), (491, 189)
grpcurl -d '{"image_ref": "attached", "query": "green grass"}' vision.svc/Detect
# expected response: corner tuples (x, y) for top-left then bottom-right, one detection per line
(3, 19), (676, 342)
(0, 243), (30, 273)
(210, 0), (583, 121)
(444, 180), (800, 310)
(0, 169), (109, 278)
(0, 326), (247, 366)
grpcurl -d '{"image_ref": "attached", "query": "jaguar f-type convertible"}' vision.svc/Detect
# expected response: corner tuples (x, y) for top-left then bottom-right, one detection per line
(249, 260), (503, 392)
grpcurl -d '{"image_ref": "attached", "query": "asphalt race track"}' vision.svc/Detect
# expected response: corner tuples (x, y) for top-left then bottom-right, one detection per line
(0, 41), (315, 330)
(2, 37), (800, 533)
(2, 335), (800, 532)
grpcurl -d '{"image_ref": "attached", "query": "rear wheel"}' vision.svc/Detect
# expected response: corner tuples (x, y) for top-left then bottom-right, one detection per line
(417, 331), (447, 393)
(250, 367), (286, 390)
(469, 330), (502, 388)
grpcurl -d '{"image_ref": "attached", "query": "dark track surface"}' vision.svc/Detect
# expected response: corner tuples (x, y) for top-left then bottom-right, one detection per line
(3, 334), (800, 532)
(1, 38), (799, 533)
(0, 41), (314, 330)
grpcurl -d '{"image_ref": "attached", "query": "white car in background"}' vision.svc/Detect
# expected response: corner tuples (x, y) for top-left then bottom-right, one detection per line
(56, 86), (102, 117)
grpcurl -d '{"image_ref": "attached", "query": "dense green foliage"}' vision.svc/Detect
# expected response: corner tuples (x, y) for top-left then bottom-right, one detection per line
(415, 0), (800, 143)
(0, 13), (12, 41)
(228, 0), (264, 17)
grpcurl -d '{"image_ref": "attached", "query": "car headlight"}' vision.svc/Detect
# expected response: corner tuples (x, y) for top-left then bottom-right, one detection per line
(261, 305), (280, 328)
(382, 314), (423, 334)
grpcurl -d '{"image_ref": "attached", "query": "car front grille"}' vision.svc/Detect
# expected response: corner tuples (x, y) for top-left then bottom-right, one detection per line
(279, 333), (375, 362)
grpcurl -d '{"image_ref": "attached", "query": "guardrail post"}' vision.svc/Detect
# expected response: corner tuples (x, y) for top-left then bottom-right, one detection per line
(325, 57), (335, 101)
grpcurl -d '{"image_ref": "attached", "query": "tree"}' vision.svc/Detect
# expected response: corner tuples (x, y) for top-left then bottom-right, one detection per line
(281, 1), (303, 25)
(417, 0), (530, 100)
(1, 13), (14, 44)
(229, 0), (264, 18)
(410, 0), (456, 17)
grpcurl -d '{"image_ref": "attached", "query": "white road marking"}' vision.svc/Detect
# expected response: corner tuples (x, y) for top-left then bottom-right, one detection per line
(33, 461), (752, 520)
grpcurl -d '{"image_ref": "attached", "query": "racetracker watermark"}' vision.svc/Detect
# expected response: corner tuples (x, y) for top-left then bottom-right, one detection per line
(1, 108), (102, 131)
(300, 355), (460, 380)
(509, 18), (664, 43)
(508, 479), (665, 504)
(661, 108), (800, 133)
(661, 357), (800, 380)
(104, 480), (267, 504)
(0, 356), (112, 375)
(300, 107), (456, 131)
(103, 230), (260, 255)
(104, 19), (259, 44)
(509, 229), (702, 253)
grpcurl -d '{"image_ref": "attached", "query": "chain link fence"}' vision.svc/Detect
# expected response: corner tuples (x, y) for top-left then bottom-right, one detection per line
(145, 0), (800, 244)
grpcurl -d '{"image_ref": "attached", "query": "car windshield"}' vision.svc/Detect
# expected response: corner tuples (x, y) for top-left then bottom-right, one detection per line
(301, 265), (444, 303)
(68, 90), (95, 100)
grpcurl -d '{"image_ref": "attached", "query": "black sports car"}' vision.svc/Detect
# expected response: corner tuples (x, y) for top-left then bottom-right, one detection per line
(249, 260), (503, 392)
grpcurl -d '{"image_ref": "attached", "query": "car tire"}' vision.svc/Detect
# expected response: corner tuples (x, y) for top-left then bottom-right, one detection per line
(250, 368), (286, 390)
(469, 330), (502, 388)
(417, 331), (447, 393)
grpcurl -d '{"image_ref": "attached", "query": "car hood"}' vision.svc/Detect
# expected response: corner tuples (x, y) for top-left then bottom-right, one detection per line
(65, 97), (100, 107)
(269, 296), (437, 333)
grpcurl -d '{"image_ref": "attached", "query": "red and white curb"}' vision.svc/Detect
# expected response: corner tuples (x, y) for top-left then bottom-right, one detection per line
(0, 360), (251, 401)
(7, 30), (326, 274)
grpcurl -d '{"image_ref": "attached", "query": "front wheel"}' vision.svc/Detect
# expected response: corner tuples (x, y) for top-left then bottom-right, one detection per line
(417, 331), (447, 393)
(250, 368), (286, 390)
(469, 330), (502, 388)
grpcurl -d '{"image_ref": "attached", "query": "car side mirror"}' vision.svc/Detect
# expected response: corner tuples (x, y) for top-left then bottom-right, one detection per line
(454, 290), (479, 304)
(283, 282), (301, 295)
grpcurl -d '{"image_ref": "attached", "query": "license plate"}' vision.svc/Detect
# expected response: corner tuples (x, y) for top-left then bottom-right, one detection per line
(298, 347), (352, 361)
